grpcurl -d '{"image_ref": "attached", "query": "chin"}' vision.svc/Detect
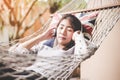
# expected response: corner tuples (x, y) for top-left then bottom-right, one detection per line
(58, 40), (65, 44)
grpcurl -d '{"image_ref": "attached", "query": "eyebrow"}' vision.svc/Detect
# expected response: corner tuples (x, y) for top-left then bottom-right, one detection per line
(60, 23), (73, 28)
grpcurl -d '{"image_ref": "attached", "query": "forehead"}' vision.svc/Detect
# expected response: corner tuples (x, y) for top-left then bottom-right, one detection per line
(59, 19), (73, 28)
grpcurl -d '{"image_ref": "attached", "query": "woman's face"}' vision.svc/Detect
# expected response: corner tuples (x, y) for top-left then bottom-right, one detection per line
(56, 19), (74, 46)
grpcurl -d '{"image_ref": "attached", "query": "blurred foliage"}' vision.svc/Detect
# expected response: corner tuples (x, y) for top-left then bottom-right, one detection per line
(0, 0), (48, 42)
(48, 0), (72, 13)
(0, 0), (72, 42)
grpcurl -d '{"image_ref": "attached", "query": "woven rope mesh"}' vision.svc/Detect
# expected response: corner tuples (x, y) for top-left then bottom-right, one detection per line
(0, 46), (83, 80)
(91, 6), (120, 47)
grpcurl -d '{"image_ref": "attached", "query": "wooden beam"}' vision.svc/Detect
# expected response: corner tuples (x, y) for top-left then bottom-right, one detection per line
(51, 3), (120, 17)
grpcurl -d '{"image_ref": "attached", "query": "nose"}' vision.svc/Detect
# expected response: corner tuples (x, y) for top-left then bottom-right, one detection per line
(61, 28), (66, 35)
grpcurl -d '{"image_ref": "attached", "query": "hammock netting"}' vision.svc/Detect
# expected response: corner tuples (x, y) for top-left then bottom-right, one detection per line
(0, 0), (120, 79)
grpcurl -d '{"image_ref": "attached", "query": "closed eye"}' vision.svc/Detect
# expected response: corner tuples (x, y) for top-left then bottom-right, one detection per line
(67, 28), (73, 32)
(59, 24), (64, 29)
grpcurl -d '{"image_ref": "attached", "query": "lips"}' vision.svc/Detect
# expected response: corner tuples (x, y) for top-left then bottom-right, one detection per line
(58, 35), (66, 40)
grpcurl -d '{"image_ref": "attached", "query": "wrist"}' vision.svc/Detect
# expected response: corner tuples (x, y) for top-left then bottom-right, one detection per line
(73, 33), (85, 43)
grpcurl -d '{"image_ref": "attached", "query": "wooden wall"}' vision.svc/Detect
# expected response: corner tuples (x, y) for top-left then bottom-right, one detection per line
(80, 19), (120, 80)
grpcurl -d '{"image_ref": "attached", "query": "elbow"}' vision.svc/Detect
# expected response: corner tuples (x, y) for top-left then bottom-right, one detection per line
(80, 46), (98, 61)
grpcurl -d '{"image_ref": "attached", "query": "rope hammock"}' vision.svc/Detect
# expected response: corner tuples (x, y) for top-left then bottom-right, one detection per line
(0, 0), (120, 79)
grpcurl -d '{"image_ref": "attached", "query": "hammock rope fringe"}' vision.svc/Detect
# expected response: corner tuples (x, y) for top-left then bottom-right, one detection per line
(0, 2), (120, 80)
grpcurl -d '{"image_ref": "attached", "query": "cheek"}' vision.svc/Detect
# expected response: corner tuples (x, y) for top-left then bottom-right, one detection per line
(67, 32), (73, 40)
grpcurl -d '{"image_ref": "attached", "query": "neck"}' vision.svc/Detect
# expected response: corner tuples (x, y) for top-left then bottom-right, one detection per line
(56, 44), (66, 50)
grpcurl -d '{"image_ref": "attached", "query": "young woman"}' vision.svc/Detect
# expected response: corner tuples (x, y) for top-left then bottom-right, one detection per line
(9, 14), (97, 80)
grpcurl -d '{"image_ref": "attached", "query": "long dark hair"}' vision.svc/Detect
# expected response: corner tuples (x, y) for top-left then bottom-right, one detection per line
(56, 14), (83, 50)
(57, 14), (82, 32)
